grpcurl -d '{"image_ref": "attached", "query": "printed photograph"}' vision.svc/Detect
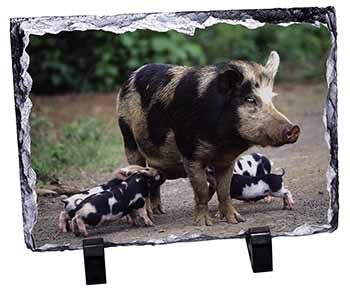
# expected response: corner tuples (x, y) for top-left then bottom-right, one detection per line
(27, 22), (331, 248)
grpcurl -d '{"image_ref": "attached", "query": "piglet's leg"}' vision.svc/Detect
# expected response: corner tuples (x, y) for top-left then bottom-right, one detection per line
(71, 217), (79, 236)
(135, 207), (154, 227)
(271, 188), (294, 210)
(145, 197), (155, 222)
(282, 190), (295, 210)
(74, 216), (89, 237)
(58, 211), (69, 233)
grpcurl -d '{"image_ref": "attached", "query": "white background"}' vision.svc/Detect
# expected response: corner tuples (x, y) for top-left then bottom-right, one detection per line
(1, 0), (349, 287)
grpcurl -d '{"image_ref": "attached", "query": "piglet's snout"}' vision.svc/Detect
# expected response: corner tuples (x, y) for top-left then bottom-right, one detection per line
(282, 125), (300, 144)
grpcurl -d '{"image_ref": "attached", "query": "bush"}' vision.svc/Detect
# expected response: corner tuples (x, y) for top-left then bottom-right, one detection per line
(27, 23), (331, 95)
(30, 114), (124, 182)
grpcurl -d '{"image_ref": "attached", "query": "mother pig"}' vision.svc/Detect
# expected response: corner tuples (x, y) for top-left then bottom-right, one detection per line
(117, 51), (300, 226)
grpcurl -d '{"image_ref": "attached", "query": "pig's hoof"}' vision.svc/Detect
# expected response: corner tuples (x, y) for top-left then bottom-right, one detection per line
(194, 213), (213, 226)
(263, 196), (273, 203)
(59, 226), (67, 233)
(146, 209), (155, 222)
(153, 205), (166, 215)
(225, 214), (238, 224)
(145, 219), (155, 227)
(223, 212), (245, 224)
(234, 213), (246, 223)
(141, 216), (154, 227)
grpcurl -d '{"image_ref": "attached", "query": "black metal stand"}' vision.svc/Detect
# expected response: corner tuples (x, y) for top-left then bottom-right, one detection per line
(83, 238), (107, 285)
(245, 227), (273, 273)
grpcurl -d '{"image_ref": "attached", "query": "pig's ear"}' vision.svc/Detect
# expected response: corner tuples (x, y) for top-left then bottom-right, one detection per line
(217, 66), (244, 95)
(264, 51), (280, 79)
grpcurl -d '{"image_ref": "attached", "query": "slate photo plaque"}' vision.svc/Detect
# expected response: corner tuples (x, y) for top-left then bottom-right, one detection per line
(10, 6), (337, 251)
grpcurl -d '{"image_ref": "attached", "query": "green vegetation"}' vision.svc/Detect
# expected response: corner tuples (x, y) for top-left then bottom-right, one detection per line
(28, 22), (331, 183)
(31, 114), (124, 183)
(28, 23), (331, 95)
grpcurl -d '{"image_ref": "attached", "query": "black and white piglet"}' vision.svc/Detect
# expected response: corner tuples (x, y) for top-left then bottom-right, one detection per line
(233, 153), (272, 177)
(206, 153), (273, 200)
(59, 167), (165, 236)
(58, 165), (149, 233)
(230, 169), (294, 210)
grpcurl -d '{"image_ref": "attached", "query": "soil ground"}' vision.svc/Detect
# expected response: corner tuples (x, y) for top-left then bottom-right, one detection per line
(31, 82), (330, 249)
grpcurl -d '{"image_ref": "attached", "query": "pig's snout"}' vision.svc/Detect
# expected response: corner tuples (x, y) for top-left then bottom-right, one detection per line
(282, 125), (300, 144)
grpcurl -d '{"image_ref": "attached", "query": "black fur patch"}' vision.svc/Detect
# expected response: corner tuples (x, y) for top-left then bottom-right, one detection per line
(262, 174), (283, 192)
(134, 64), (174, 109)
(252, 153), (261, 162)
(169, 69), (200, 160)
(118, 117), (138, 151)
(146, 101), (171, 146)
(261, 156), (272, 174)
(256, 163), (265, 176)
(84, 213), (102, 226)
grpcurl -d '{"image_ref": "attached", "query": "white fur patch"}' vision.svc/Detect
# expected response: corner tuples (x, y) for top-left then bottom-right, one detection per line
(64, 193), (89, 212)
(241, 180), (270, 199)
(255, 85), (274, 104)
(129, 193), (142, 206)
(108, 197), (117, 209)
(78, 203), (97, 218)
(121, 181), (128, 190)
(234, 154), (260, 176)
(87, 186), (104, 195)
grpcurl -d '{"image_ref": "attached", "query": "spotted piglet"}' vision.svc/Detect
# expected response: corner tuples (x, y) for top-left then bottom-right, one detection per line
(206, 153), (272, 201)
(230, 169), (294, 210)
(58, 165), (149, 233)
(69, 168), (165, 237)
(234, 153), (272, 177)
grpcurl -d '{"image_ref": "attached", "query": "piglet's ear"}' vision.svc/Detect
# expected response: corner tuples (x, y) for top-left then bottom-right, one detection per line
(114, 169), (128, 180)
(217, 66), (244, 95)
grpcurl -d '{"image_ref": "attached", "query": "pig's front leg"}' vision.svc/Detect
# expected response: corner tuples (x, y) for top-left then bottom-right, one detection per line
(214, 163), (245, 223)
(184, 160), (213, 226)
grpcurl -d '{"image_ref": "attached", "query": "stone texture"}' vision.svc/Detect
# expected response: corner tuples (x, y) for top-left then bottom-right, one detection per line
(10, 6), (337, 251)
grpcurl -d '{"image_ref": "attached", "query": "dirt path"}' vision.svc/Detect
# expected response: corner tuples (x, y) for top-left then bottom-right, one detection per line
(32, 82), (330, 249)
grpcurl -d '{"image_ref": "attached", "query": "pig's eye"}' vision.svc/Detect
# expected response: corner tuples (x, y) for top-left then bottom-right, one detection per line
(245, 96), (256, 104)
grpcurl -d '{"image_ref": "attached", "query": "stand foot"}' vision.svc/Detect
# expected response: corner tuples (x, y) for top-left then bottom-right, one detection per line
(245, 227), (273, 273)
(83, 238), (107, 285)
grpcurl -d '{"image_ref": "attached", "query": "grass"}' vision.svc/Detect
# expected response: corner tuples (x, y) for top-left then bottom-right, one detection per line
(30, 113), (124, 184)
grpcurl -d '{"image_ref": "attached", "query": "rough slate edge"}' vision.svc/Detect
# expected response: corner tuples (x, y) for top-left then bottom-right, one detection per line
(9, 6), (338, 252)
